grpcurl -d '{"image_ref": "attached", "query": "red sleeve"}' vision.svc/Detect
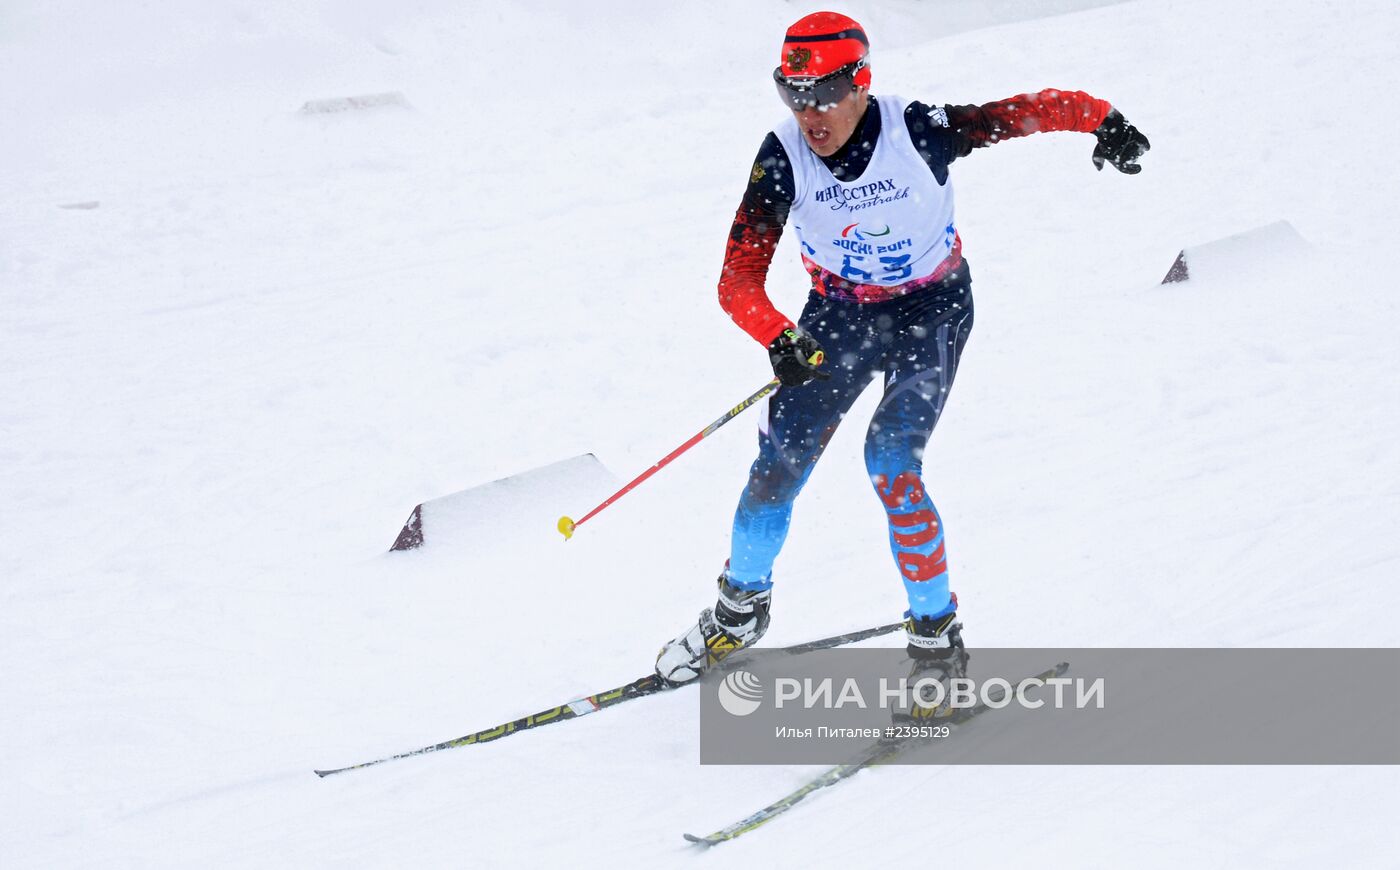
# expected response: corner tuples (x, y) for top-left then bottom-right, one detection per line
(950, 89), (1111, 146)
(718, 209), (792, 346)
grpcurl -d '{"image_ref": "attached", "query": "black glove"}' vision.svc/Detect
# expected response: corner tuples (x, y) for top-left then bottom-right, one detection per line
(768, 328), (830, 388)
(1092, 108), (1150, 174)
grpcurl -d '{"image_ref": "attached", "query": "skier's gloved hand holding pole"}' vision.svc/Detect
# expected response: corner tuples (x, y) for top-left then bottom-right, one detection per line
(768, 328), (831, 387)
(1091, 108), (1150, 174)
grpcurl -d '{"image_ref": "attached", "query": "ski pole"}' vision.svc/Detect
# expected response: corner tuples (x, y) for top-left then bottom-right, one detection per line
(558, 376), (787, 540)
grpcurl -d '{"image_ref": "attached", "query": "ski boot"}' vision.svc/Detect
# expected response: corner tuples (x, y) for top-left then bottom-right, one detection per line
(654, 573), (772, 686)
(889, 609), (970, 726)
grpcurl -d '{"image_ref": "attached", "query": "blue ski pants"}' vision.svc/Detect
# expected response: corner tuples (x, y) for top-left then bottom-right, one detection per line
(726, 263), (974, 619)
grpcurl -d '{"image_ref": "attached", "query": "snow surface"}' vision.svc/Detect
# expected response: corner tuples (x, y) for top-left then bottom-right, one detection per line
(3, 0), (1399, 866)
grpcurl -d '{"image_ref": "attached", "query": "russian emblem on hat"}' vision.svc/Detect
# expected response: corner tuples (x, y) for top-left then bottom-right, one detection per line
(779, 11), (871, 86)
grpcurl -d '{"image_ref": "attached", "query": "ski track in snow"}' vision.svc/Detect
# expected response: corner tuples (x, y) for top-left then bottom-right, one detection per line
(3, 0), (1398, 867)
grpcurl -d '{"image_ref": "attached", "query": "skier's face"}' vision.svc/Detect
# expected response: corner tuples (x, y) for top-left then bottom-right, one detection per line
(791, 86), (867, 157)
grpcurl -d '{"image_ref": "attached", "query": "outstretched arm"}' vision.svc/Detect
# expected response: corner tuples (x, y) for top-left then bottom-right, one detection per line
(948, 88), (1112, 148)
(906, 89), (1149, 174)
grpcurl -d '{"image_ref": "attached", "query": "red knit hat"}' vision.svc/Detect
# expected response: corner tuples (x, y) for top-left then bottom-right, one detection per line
(779, 12), (871, 88)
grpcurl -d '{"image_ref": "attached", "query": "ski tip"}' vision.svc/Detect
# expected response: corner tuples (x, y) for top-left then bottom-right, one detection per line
(313, 769), (335, 778)
(682, 833), (716, 848)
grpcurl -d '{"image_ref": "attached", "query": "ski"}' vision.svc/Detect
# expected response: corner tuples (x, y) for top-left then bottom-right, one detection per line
(683, 661), (1070, 847)
(314, 620), (903, 777)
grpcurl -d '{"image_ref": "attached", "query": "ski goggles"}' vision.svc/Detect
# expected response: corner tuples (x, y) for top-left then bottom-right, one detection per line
(772, 59), (867, 111)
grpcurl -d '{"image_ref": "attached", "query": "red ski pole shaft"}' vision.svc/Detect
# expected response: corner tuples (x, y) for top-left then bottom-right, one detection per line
(557, 377), (782, 540)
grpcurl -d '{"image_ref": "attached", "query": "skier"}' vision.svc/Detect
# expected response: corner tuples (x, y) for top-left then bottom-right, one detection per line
(655, 12), (1149, 698)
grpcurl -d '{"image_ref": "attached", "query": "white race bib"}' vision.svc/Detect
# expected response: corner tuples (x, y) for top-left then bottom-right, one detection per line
(774, 95), (957, 287)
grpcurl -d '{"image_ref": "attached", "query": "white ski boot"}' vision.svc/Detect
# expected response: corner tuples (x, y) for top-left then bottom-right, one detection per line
(654, 574), (772, 685)
(890, 610), (970, 725)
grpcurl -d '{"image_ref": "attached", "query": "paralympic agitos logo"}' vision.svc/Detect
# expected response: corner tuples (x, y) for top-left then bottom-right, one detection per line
(841, 222), (891, 241)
